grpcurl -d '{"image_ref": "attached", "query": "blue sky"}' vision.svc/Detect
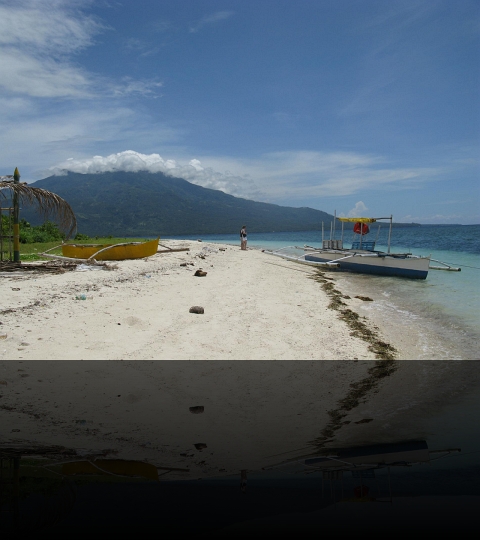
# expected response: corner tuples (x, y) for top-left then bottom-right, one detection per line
(0, 0), (479, 224)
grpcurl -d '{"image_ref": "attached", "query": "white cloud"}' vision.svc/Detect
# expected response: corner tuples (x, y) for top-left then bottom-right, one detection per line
(189, 11), (234, 33)
(0, 0), (102, 98)
(113, 78), (163, 98)
(0, 1), (162, 99)
(189, 151), (440, 202)
(347, 201), (368, 217)
(0, 0), (102, 54)
(46, 151), (262, 199)
(44, 149), (444, 204)
(0, 49), (93, 98)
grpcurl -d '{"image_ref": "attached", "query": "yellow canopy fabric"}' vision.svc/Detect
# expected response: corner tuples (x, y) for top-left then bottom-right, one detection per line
(337, 217), (377, 223)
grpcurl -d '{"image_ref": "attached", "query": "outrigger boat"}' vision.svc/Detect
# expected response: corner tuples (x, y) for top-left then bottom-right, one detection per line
(265, 215), (460, 279)
(39, 237), (160, 262)
(61, 237), (160, 261)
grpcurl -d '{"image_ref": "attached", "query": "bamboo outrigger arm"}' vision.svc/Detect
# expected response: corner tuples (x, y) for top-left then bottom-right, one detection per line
(39, 252), (106, 265)
(264, 248), (340, 268)
(429, 258), (461, 271)
(86, 241), (142, 261)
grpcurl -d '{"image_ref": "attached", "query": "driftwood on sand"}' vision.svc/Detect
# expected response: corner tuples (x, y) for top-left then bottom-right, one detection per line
(158, 243), (190, 254)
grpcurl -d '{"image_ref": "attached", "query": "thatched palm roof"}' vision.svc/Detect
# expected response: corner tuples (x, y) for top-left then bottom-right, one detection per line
(0, 176), (77, 240)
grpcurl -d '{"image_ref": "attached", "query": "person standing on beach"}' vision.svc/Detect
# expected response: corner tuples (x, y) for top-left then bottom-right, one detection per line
(240, 225), (247, 250)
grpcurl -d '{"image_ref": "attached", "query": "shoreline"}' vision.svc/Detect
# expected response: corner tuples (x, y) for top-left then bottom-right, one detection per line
(0, 239), (439, 360)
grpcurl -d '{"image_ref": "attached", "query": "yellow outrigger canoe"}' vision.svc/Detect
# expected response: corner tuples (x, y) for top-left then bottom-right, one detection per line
(62, 237), (159, 261)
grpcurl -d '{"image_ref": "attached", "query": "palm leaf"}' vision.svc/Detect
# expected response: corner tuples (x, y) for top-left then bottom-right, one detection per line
(0, 179), (77, 239)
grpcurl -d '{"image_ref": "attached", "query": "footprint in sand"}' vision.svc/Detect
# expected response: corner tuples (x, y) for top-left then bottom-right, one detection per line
(124, 316), (149, 330)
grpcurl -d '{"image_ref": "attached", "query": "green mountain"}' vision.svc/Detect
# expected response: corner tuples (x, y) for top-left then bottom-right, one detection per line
(22, 171), (336, 236)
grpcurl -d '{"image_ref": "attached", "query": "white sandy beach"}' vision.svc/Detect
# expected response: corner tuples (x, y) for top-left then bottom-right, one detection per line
(0, 240), (404, 360)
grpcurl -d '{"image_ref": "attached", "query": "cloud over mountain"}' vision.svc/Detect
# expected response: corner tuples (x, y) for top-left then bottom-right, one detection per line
(48, 150), (262, 200)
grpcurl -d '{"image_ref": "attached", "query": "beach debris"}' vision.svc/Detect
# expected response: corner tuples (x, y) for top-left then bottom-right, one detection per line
(11, 288), (20, 291)
(180, 263), (187, 267)
(197, 239), (202, 242)
(355, 295), (373, 301)
(0, 335), (7, 340)
(75, 294), (87, 300)
(194, 270), (207, 277)
(194, 443), (207, 450)
(198, 254), (206, 259)
(189, 406), (204, 414)
(189, 306), (204, 314)
(219, 248), (226, 251)
(0, 260), (78, 274)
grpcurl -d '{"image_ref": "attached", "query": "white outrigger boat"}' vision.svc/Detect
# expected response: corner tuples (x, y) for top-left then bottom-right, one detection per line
(264, 215), (460, 279)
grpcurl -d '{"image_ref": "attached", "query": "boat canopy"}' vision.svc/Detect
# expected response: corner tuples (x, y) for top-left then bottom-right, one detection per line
(337, 217), (377, 223)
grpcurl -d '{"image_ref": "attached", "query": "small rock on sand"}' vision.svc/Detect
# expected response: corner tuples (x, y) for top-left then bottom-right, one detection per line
(189, 306), (204, 314)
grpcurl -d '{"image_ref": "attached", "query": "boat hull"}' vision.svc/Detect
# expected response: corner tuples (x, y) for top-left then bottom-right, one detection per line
(62, 238), (159, 260)
(305, 250), (430, 279)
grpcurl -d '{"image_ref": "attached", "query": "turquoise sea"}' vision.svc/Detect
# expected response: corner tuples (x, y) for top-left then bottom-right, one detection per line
(165, 225), (480, 359)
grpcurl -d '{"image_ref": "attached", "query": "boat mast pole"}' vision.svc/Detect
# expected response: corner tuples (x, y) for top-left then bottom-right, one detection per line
(341, 221), (344, 246)
(322, 222), (324, 244)
(387, 215), (392, 254)
(333, 210), (336, 241)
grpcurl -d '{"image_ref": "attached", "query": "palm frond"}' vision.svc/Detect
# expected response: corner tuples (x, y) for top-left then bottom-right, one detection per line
(0, 182), (77, 239)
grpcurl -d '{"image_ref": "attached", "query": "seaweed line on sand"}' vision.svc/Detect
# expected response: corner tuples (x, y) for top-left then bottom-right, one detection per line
(310, 359), (398, 450)
(309, 270), (397, 360)
(306, 270), (399, 451)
